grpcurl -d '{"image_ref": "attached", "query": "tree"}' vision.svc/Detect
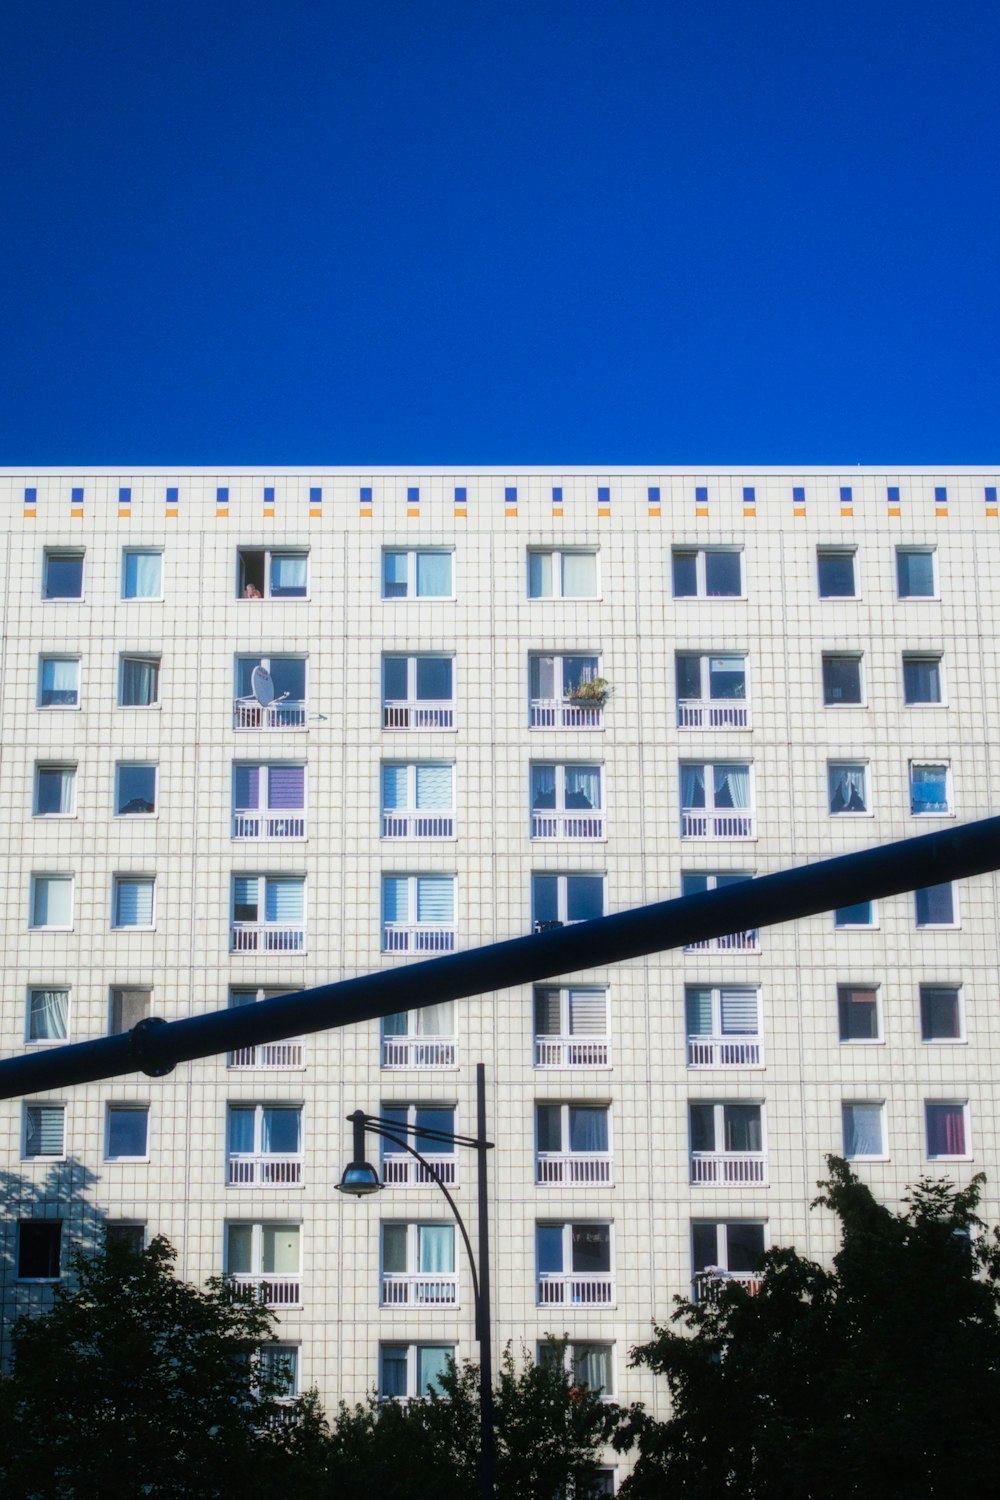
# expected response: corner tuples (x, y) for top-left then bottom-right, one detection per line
(615, 1157), (1000, 1498)
(322, 1341), (618, 1500)
(0, 1235), (326, 1500)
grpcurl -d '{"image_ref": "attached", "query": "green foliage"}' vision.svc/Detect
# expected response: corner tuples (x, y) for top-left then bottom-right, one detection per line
(615, 1157), (1000, 1499)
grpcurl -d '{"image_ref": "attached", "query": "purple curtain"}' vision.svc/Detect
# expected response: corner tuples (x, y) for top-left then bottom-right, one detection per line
(268, 766), (305, 810)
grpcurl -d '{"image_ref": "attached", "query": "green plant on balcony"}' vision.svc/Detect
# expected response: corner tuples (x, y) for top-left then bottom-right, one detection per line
(566, 677), (612, 707)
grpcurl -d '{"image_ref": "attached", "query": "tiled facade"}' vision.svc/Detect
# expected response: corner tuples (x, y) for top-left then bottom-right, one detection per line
(2, 468), (999, 1463)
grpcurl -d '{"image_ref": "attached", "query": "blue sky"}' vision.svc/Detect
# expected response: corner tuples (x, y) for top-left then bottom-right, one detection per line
(1, 0), (998, 463)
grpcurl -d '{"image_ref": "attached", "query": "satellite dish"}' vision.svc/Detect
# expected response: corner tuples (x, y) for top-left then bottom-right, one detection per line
(251, 666), (275, 706)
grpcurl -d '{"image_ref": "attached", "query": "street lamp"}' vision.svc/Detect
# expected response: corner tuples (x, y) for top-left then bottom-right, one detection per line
(338, 1061), (496, 1500)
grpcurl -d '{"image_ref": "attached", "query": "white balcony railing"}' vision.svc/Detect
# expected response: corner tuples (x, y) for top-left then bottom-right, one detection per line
(534, 1036), (611, 1068)
(529, 698), (604, 730)
(233, 699), (307, 731)
(232, 812), (306, 840)
(690, 1152), (767, 1186)
(684, 929), (759, 953)
(227, 1155), (302, 1187)
(681, 811), (756, 840)
(687, 1036), (763, 1069)
(381, 1272), (458, 1307)
(231, 1274), (302, 1307)
(228, 1040), (304, 1070)
(383, 923), (456, 954)
(231, 922), (306, 953)
(383, 701), (455, 730)
(382, 811), (455, 840)
(692, 1271), (763, 1303)
(537, 1273), (614, 1307)
(382, 1154), (457, 1187)
(382, 1036), (456, 1069)
(677, 699), (750, 730)
(531, 811), (605, 840)
(536, 1153), (613, 1186)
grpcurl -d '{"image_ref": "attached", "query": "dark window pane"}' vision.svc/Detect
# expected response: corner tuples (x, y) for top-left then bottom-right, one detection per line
(817, 551), (855, 597)
(705, 551), (741, 596)
(117, 765), (156, 815)
(691, 1222), (718, 1271)
(571, 1224), (610, 1274)
(838, 988), (879, 1040)
(383, 657), (408, 700)
(44, 554), (83, 599)
(920, 986), (960, 1040)
(536, 1225), (564, 1273)
(835, 901), (872, 927)
(18, 1222), (61, 1278)
(897, 550), (935, 597)
(566, 877), (604, 921)
(823, 657), (862, 705)
(915, 883), (954, 926)
(676, 655), (702, 699)
(689, 1104), (715, 1153)
(415, 657), (452, 701)
(672, 551), (697, 597)
(903, 657), (941, 704)
(726, 1223), (766, 1272)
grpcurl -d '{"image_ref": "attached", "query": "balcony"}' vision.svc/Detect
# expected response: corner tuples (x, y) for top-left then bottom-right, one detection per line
(531, 812), (605, 840)
(687, 1035), (763, 1069)
(233, 699), (307, 731)
(382, 1036), (456, 1069)
(382, 811), (455, 840)
(692, 1271), (762, 1303)
(678, 699), (750, 730)
(684, 929), (759, 954)
(383, 923), (456, 954)
(227, 1155), (302, 1187)
(382, 1154), (456, 1187)
(381, 1273), (458, 1308)
(690, 1152), (767, 1186)
(231, 922), (306, 953)
(681, 811), (755, 840)
(536, 1153), (613, 1186)
(232, 812), (306, 840)
(537, 1273), (614, 1307)
(230, 1274), (302, 1307)
(534, 1036), (611, 1068)
(228, 1040), (304, 1070)
(383, 700), (455, 730)
(530, 698), (604, 730)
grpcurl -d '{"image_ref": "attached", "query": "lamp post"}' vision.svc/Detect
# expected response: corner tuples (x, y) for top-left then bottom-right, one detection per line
(337, 1061), (495, 1500)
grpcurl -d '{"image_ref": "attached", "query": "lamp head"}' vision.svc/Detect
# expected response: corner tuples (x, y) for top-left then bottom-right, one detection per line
(336, 1160), (382, 1197)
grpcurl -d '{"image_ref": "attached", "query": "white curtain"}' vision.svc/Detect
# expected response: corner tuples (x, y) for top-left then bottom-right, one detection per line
(122, 658), (158, 706)
(564, 766), (600, 809)
(419, 1226), (454, 1274)
(33, 877), (72, 927)
(528, 552), (554, 597)
(418, 1001), (454, 1036)
(715, 765), (750, 808)
(531, 765), (557, 809)
(124, 551), (161, 597)
(569, 1107), (608, 1153)
(562, 552), (596, 596)
(830, 766), (866, 813)
(29, 988), (68, 1040)
(270, 554), (308, 595)
(416, 552), (452, 596)
(681, 765), (706, 808)
(843, 1104), (882, 1157)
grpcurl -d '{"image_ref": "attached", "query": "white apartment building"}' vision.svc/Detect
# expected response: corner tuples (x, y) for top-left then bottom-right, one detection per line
(1, 467), (999, 1482)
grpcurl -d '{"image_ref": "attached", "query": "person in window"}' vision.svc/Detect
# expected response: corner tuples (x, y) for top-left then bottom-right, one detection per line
(243, 582), (262, 599)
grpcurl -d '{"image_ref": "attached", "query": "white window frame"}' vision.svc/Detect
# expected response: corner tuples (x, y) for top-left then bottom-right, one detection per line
(231, 762), (307, 840)
(679, 763), (755, 839)
(226, 1102), (304, 1185)
(111, 875), (156, 931)
(531, 873), (607, 929)
(919, 983), (965, 1044)
(914, 882), (959, 929)
(224, 1221), (302, 1307)
(675, 652), (750, 726)
(821, 653), (865, 708)
(896, 546), (938, 600)
(688, 1101), (767, 1176)
(924, 1101), (971, 1161)
(258, 1343), (301, 1400)
(535, 1220), (615, 1305)
(691, 1220), (769, 1275)
(42, 548), (85, 601)
(118, 653), (161, 708)
(827, 762), (871, 817)
(26, 987), (70, 1045)
(379, 1103), (457, 1186)
(382, 548), (455, 600)
(537, 1340), (616, 1400)
(22, 1103), (66, 1161)
(836, 984), (883, 1045)
(380, 762), (456, 840)
(29, 874), (74, 931)
(685, 985), (762, 1066)
(34, 763), (77, 818)
(380, 1221), (458, 1307)
(527, 548), (601, 600)
(381, 874), (457, 954)
(378, 1342), (457, 1401)
(105, 1104), (150, 1162)
(381, 653), (456, 729)
(37, 655), (80, 709)
(841, 1101), (888, 1161)
(121, 548), (164, 601)
(109, 986), (152, 1035)
(909, 760), (952, 817)
(16, 1220), (62, 1282)
(902, 652), (945, 706)
(533, 986), (610, 1069)
(231, 874), (307, 953)
(816, 545), (859, 599)
(530, 764), (605, 840)
(833, 900), (877, 929)
(671, 547), (744, 599)
(236, 547), (310, 600)
(115, 762), (158, 818)
(535, 1102), (613, 1173)
(381, 1001), (456, 1070)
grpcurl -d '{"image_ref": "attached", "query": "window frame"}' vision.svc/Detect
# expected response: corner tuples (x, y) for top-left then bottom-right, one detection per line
(909, 760), (952, 817)
(691, 1219), (768, 1276)
(378, 1342), (457, 1402)
(236, 547), (310, 600)
(109, 986), (152, 1035)
(816, 546), (859, 599)
(675, 651), (749, 705)
(896, 545), (938, 600)
(34, 762), (77, 818)
(834, 900), (877, 929)
(841, 1100), (888, 1161)
(224, 1220), (303, 1278)
(531, 872), (607, 929)
(827, 761), (871, 817)
(42, 548), (85, 601)
(111, 875), (156, 931)
(914, 882), (958, 929)
(230, 873), (308, 944)
(37, 654), (80, 709)
(902, 652), (945, 706)
(685, 984), (762, 1041)
(821, 653), (865, 708)
(26, 986), (70, 1045)
(29, 874), (74, 931)
(688, 1100), (767, 1159)
(919, 984), (965, 1044)
(535, 1220), (615, 1280)
(925, 1101), (971, 1161)
(537, 1340), (616, 1400)
(380, 1220), (457, 1281)
(527, 548), (601, 600)
(16, 1220), (62, 1282)
(22, 1103), (66, 1161)
(836, 984), (883, 1045)
(535, 1101), (613, 1162)
(105, 1104), (151, 1162)
(671, 546), (745, 599)
(381, 548), (455, 600)
(106, 1222), (146, 1253)
(232, 762), (308, 836)
(118, 653), (161, 708)
(121, 548), (164, 601)
(115, 762), (158, 818)
(382, 653), (456, 706)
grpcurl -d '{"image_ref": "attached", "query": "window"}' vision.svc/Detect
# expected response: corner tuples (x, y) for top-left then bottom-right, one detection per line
(379, 1343), (455, 1401)
(380, 1104), (457, 1187)
(381, 1223), (457, 1306)
(381, 763), (455, 839)
(226, 1222), (302, 1306)
(528, 549), (599, 599)
(382, 1002), (456, 1069)
(817, 547), (857, 598)
(383, 655), (455, 729)
(842, 1102), (886, 1159)
(119, 655), (160, 707)
(539, 1341), (614, 1398)
(30, 875), (73, 930)
(38, 656), (79, 708)
(529, 654), (603, 728)
(834, 900), (875, 928)
(532, 873), (605, 930)
(680, 872), (758, 952)
(106, 1105), (149, 1160)
(35, 764), (76, 816)
(689, 1103), (766, 1183)
(23, 1104), (65, 1159)
(897, 547), (937, 599)
(910, 762), (951, 815)
(676, 653), (748, 727)
(27, 988), (69, 1043)
(234, 655), (308, 729)
(536, 1103), (612, 1184)
(106, 1223), (145, 1253)
(260, 1345), (299, 1399)
(227, 1104), (303, 1186)
(838, 985), (881, 1043)
(116, 763), (157, 816)
(822, 654), (863, 706)
(382, 549), (454, 598)
(530, 765), (604, 839)
(232, 764), (306, 839)
(17, 1221), (61, 1280)
(43, 549), (84, 599)
(926, 1102), (969, 1159)
(231, 876), (306, 952)
(920, 985), (963, 1042)
(672, 547), (743, 598)
(915, 882), (956, 928)
(228, 986), (304, 1069)
(382, 875), (456, 953)
(534, 987), (610, 1068)
(685, 986), (762, 1067)
(536, 1222), (613, 1305)
(691, 1221), (766, 1297)
(112, 877), (155, 929)
(680, 764), (754, 839)
(903, 654), (943, 705)
(828, 763), (869, 815)
(122, 549), (163, 599)
(109, 987), (151, 1035)
(237, 548), (308, 599)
